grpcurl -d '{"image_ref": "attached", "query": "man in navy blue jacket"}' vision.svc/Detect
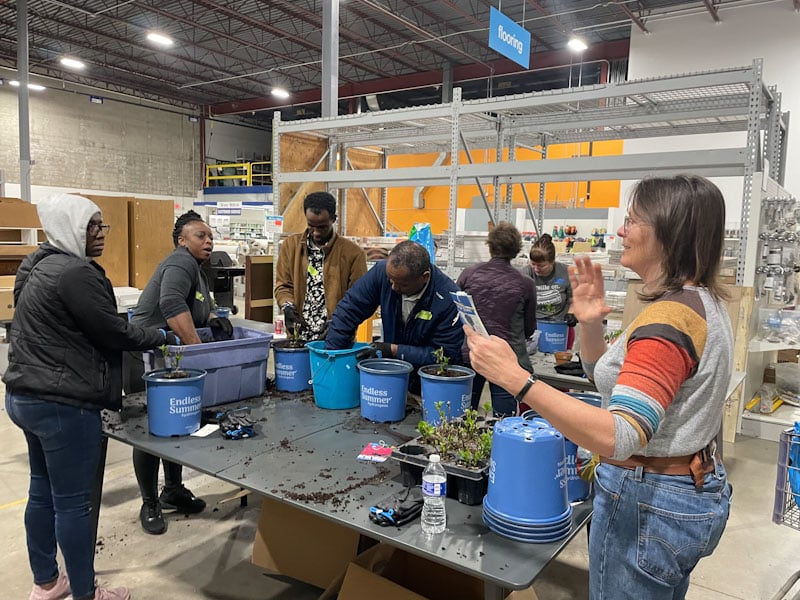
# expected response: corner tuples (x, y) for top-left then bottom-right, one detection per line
(325, 241), (464, 392)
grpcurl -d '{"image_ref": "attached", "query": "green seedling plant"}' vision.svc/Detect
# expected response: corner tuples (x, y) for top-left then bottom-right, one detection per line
(159, 343), (188, 378)
(415, 400), (495, 469)
(432, 347), (450, 376)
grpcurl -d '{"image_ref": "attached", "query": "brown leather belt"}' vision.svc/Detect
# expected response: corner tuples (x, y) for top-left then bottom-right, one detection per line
(600, 445), (716, 488)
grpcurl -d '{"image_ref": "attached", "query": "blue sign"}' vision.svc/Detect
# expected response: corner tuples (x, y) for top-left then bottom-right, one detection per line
(488, 7), (531, 69)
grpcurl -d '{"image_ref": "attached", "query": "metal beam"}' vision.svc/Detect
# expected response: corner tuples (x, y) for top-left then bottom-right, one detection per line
(17, 0), (31, 203)
(207, 39), (630, 115)
(321, 0), (339, 118)
(702, 0), (722, 22)
(279, 149), (748, 188)
(356, 0), (493, 71)
(614, 2), (649, 34)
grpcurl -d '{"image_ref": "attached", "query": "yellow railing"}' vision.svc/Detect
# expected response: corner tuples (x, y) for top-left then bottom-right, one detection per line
(205, 161), (272, 187)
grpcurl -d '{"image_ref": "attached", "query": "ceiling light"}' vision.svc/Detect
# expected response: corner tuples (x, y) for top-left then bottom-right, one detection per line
(567, 37), (588, 53)
(146, 32), (174, 47)
(8, 80), (45, 91)
(271, 87), (290, 99)
(60, 57), (85, 70)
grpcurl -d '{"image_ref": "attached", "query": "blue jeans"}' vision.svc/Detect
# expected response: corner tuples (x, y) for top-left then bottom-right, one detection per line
(6, 392), (103, 599)
(589, 460), (732, 600)
(470, 372), (517, 416)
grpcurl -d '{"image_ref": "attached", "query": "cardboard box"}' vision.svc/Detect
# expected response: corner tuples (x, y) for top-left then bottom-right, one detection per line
(251, 497), (361, 590)
(321, 544), (539, 600)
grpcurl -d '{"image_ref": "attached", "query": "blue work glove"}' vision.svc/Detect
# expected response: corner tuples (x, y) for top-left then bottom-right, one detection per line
(208, 317), (234, 341)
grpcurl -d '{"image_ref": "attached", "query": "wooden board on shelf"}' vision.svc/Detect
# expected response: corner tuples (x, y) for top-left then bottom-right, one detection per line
(0, 198), (40, 228)
(127, 198), (174, 289)
(84, 195), (131, 287)
(245, 255), (274, 323)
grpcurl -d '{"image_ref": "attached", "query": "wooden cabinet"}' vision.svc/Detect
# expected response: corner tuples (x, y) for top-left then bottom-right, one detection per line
(245, 255), (274, 323)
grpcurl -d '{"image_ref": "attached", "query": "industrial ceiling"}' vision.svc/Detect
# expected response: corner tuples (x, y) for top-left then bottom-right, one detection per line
(0, 0), (774, 123)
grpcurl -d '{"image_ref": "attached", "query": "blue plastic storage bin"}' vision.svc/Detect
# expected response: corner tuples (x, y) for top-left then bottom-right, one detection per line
(145, 326), (271, 407)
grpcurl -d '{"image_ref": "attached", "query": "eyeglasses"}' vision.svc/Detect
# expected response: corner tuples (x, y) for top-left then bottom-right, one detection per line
(87, 223), (111, 235)
(622, 215), (647, 235)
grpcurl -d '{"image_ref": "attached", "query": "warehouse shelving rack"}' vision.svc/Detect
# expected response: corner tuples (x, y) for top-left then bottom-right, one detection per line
(271, 59), (788, 283)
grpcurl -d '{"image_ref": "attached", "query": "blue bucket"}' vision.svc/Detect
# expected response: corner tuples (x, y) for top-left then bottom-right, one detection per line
(273, 344), (311, 392)
(418, 364), (475, 426)
(564, 393), (602, 501)
(142, 368), (206, 437)
(537, 321), (568, 353)
(486, 416), (569, 523)
(307, 341), (370, 409)
(521, 393), (602, 502)
(357, 358), (413, 422)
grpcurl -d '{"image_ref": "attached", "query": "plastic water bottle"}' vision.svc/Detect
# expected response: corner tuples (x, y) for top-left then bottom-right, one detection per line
(421, 454), (447, 535)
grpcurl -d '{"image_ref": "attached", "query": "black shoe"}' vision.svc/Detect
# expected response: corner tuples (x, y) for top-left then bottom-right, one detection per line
(140, 501), (166, 535)
(159, 485), (206, 514)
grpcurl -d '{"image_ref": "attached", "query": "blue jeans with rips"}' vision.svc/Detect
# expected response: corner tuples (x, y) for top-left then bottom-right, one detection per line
(589, 459), (732, 600)
(6, 392), (103, 599)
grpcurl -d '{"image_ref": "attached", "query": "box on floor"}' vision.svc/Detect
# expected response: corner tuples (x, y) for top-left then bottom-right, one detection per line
(251, 497), (362, 590)
(321, 543), (539, 600)
(252, 497), (538, 600)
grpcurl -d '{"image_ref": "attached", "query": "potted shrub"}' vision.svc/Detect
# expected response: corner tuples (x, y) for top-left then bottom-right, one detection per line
(142, 344), (206, 437)
(418, 347), (476, 425)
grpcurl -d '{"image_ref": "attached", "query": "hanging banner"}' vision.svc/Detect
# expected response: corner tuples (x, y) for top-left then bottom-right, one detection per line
(488, 6), (531, 69)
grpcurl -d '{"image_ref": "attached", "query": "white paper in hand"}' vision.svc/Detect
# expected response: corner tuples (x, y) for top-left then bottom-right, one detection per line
(450, 291), (489, 337)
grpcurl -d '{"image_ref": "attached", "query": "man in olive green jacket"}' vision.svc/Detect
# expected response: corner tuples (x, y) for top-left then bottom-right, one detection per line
(275, 192), (367, 339)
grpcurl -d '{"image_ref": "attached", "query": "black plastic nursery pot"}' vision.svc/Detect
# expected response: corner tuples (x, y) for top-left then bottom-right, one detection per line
(391, 439), (489, 506)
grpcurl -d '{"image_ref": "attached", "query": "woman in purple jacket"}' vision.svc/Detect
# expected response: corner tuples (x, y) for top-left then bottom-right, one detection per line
(457, 222), (537, 416)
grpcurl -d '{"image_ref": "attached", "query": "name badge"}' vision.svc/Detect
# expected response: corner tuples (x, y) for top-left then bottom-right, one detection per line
(417, 310), (432, 321)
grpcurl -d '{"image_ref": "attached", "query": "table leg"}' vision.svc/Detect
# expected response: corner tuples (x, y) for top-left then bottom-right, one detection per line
(89, 436), (109, 548)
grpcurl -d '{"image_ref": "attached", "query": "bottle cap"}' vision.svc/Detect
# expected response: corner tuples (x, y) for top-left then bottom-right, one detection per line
(429, 454), (440, 463)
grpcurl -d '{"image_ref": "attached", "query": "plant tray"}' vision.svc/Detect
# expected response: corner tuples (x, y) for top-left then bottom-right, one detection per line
(391, 437), (489, 505)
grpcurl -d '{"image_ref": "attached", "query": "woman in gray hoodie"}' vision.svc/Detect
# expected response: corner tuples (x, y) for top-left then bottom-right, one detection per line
(4, 193), (175, 600)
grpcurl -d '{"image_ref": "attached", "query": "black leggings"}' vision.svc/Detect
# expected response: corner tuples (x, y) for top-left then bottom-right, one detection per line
(132, 449), (182, 503)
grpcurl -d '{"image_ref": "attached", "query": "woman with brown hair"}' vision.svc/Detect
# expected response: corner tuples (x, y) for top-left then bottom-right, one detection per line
(466, 175), (733, 599)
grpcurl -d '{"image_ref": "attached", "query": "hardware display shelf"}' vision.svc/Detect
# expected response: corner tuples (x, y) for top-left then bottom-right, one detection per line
(739, 175), (799, 440)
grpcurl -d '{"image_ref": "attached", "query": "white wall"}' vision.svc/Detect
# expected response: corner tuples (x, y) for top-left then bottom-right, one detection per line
(620, 2), (800, 230)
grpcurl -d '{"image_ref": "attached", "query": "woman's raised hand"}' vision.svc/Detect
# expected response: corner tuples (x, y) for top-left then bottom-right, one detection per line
(568, 256), (612, 325)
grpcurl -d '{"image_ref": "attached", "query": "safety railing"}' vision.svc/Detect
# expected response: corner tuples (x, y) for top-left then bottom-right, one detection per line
(205, 161), (272, 187)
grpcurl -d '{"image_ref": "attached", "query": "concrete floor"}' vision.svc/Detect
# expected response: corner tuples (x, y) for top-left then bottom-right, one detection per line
(2, 373), (800, 599)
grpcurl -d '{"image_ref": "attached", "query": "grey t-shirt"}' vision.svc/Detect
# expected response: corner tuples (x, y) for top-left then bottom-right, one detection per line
(131, 246), (212, 329)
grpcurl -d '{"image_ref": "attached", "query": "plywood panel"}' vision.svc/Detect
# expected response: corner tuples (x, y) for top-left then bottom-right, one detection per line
(344, 149), (382, 237)
(0, 198), (40, 228)
(84, 195), (131, 287)
(128, 198), (174, 289)
(279, 133), (327, 233)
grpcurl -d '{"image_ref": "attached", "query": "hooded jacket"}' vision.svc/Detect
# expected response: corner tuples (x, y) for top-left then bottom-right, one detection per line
(3, 194), (167, 411)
